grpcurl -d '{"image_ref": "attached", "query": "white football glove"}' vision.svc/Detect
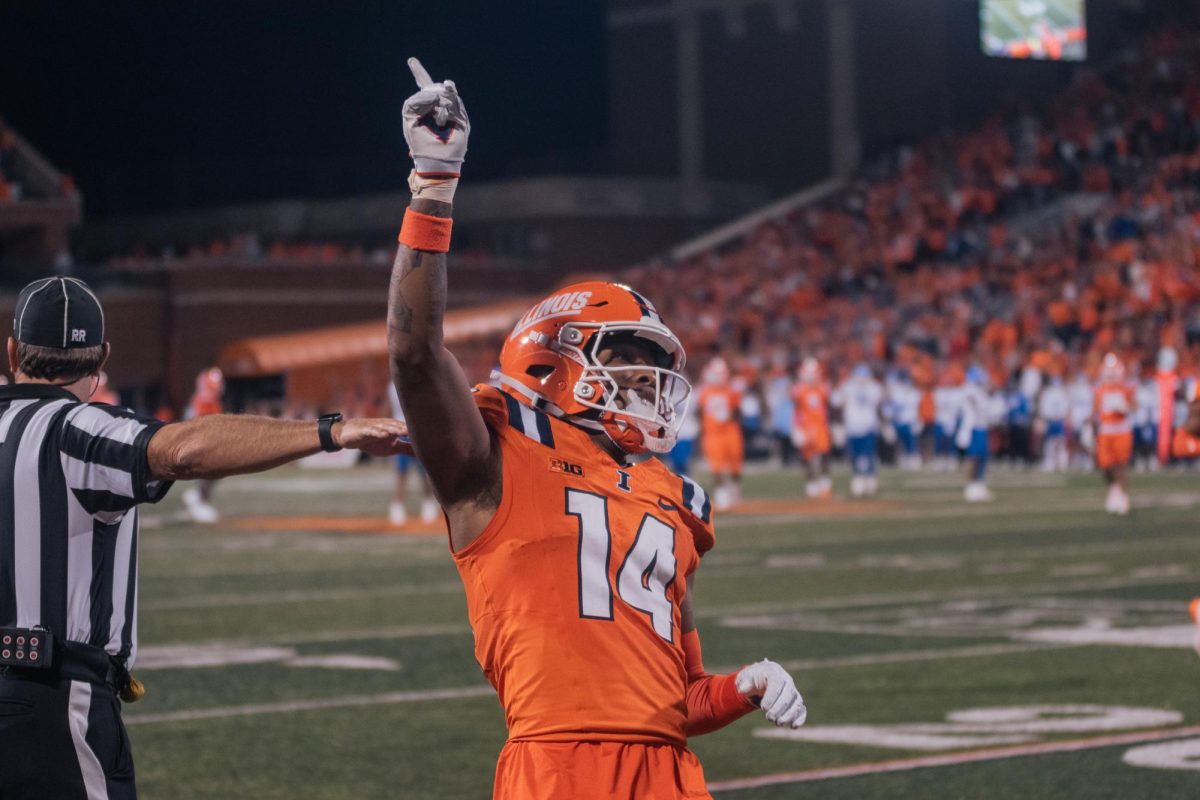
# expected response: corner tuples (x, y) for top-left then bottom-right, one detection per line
(403, 58), (470, 180)
(735, 659), (807, 729)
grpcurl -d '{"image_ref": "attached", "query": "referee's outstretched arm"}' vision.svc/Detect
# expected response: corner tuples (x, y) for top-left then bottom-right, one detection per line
(146, 413), (410, 481)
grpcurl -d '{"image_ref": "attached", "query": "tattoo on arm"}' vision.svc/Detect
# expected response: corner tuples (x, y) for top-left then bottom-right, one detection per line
(388, 241), (445, 347)
(392, 287), (415, 334)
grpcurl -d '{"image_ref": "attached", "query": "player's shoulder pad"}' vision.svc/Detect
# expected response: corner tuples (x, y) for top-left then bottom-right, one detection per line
(679, 473), (715, 555)
(472, 384), (557, 449)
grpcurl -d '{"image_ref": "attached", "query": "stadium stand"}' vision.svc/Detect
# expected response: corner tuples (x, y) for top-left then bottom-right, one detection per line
(634, 28), (1200, 385)
(190, 26), (1200, 466)
(0, 117), (81, 269)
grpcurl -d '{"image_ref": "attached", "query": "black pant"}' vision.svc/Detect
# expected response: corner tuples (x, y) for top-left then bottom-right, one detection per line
(0, 670), (135, 799)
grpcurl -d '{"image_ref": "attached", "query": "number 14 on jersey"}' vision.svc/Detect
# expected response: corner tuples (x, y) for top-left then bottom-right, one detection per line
(566, 489), (678, 642)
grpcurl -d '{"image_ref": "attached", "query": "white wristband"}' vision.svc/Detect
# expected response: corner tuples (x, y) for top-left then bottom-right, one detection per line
(408, 171), (458, 204)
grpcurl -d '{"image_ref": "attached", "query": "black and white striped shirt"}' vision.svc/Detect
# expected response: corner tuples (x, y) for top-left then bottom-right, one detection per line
(0, 383), (171, 669)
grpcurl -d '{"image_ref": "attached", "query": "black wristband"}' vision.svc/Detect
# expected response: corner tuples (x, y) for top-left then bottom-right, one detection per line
(317, 413), (344, 452)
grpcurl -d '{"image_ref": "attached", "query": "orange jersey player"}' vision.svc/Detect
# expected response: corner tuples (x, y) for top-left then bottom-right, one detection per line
(696, 358), (744, 511)
(187, 367), (225, 419)
(1093, 353), (1134, 515)
(182, 367), (226, 523)
(387, 59), (806, 800)
(791, 357), (831, 498)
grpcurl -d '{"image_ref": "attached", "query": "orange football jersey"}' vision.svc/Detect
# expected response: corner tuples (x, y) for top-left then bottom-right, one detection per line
(1094, 383), (1134, 434)
(791, 385), (829, 432)
(697, 385), (741, 439)
(453, 385), (716, 747)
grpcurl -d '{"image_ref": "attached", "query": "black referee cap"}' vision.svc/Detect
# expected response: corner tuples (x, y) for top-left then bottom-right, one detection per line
(13, 277), (105, 349)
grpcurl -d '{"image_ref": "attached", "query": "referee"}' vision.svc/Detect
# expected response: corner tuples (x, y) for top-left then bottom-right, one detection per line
(0, 277), (409, 799)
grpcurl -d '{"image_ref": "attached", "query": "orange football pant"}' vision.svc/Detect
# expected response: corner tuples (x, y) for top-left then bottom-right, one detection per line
(1096, 432), (1133, 469)
(702, 431), (744, 475)
(493, 741), (712, 800)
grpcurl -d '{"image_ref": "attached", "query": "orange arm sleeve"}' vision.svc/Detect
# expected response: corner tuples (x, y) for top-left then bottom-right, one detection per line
(683, 629), (756, 737)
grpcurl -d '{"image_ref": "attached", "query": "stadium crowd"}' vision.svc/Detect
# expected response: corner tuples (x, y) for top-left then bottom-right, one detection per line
(39, 26), (1200, 518)
(615, 28), (1200, 509)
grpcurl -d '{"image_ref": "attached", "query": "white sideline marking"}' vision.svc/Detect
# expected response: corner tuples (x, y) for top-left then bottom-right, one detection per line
(136, 645), (402, 672)
(124, 685), (495, 726)
(764, 554), (826, 569)
(142, 581), (462, 611)
(700, 570), (1199, 622)
(284, 655), (399, 671)
(707, 725), (1200, 792)
(221, 474), (395, 494)
(978, 562), (1032, 575)
(857, 554), (962, 572)
(722, 616), (988, 639)
(771, 642), (1077, 673)
(757, 726), (1029, 751)
(138, 645), (296, 670)
(1123, 737), (1200, 771)
(1050, 563), (1109, 578)
(1016, 625), (1198, 650)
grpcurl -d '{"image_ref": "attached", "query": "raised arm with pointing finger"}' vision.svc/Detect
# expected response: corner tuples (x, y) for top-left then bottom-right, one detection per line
(388, 59), (500, 551)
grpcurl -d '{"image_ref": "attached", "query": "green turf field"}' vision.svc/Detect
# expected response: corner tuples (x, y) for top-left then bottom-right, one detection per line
(126, 464), (1200, 798)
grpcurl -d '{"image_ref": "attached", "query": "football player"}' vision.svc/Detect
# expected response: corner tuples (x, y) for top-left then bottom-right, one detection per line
(1094, 353), (1134, 515)
(837, 364), (882, 497)
(182, 367), (225, 523)
(886, 367), (922, 471)
(791, 357), (832, 498)
(696, 357), (745, 510)
(1036, 371), (1070, 473)
(387, 61), (806, 800)
(1132, 363), (1160, 472)
(957, 366), (994, 502)
(387, 382), (439, 525)
(932, 364), (963, 471)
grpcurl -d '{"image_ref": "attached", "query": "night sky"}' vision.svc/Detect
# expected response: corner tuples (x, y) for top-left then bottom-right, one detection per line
(0, 1), (607, 217)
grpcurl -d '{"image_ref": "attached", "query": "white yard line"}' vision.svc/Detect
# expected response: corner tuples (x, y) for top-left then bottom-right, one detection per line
(126, 644), (1080, 726)
(703, 642), (1079, 675)
(774, 642), (1078, 672)
(123, 647), (1053, 724)
(124, 685), (496, 726)
(698, 571), (1199, 621)
(707, 725), (1200, 792)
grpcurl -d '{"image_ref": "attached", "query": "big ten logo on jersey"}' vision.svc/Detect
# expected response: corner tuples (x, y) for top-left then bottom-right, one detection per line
(550, 457), (584, 477)
(511, 290), (593, 336)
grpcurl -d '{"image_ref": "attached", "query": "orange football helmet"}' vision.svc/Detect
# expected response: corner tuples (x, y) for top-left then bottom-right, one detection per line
(495, 281), (690, 454)
(797, 357), (822, 385)
(701, 357), (731, 386)
(197, 367), (225, 399)
(1099, 352), (1126, 383)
